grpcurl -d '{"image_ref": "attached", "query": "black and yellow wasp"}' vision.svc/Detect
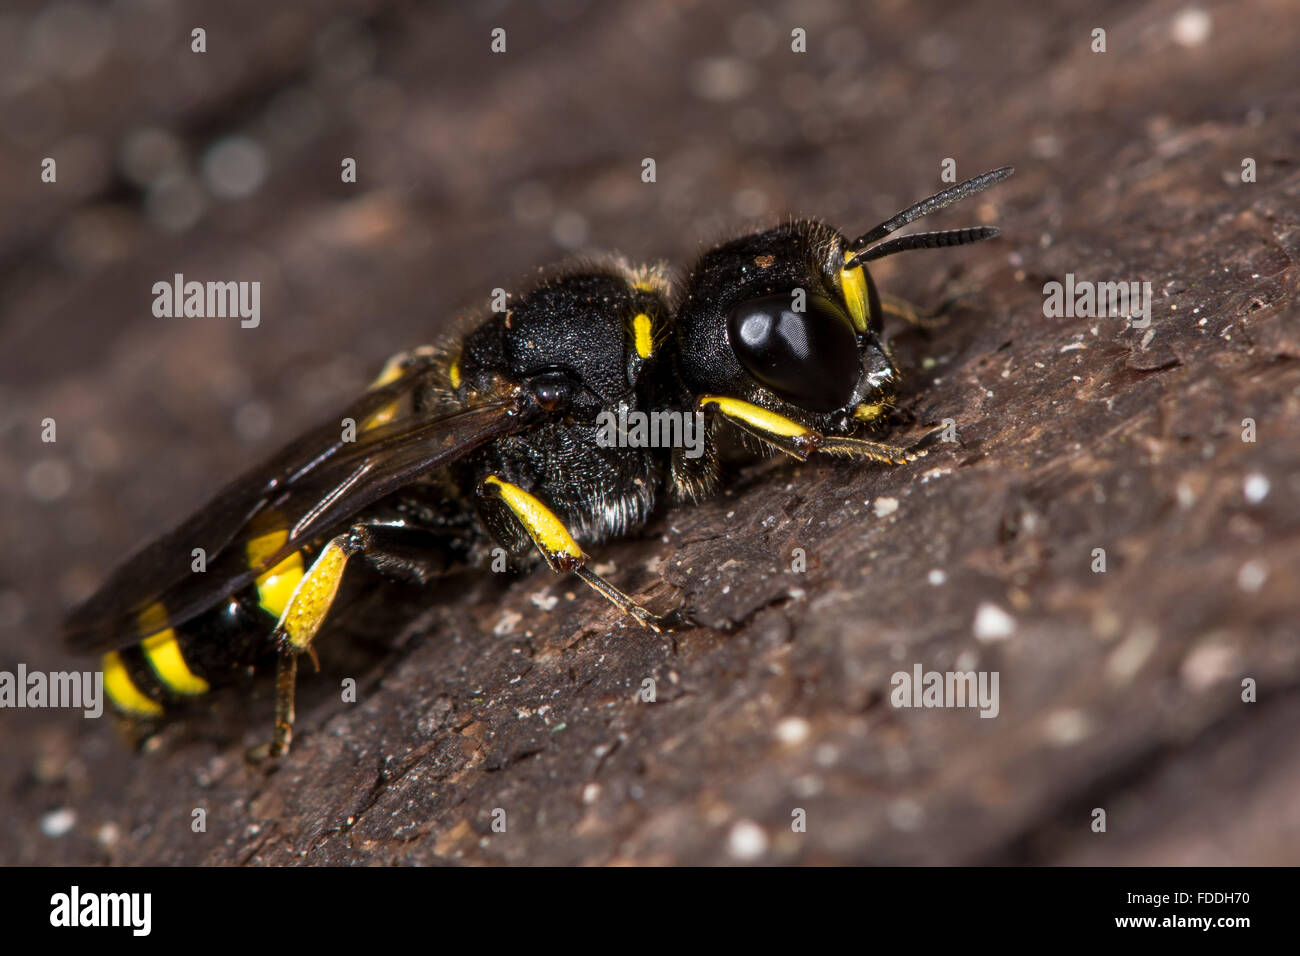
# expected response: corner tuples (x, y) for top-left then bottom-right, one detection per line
(63, 167), (1013, 757)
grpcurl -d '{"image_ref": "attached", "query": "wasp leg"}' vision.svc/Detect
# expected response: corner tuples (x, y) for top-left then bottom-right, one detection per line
(354, 522), (464, 584)
(251, 526), (374, 760)
(266, 649), (298, 760)
(478, 475), (693, 633)
(698, 395), (939, 465)
(880, 291), (973, 329)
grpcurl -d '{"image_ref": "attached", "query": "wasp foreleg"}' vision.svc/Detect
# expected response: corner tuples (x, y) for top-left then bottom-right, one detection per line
(698, 396), (940, 465)
(879, 290), (975, 329)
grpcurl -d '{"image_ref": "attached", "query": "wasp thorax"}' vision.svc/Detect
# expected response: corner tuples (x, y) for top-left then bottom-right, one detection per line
(725, 292), (860, 412)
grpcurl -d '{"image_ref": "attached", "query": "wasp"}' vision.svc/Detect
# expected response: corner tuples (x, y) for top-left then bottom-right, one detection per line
(63, 167), (1013, 757)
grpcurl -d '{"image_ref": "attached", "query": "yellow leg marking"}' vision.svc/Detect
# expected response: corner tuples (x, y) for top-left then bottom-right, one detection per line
(448, 357), (462, 389)
(247, 528), (305, 619)
(698, 396), (811, 439)
(702, 394), (923, 464)
(480, 476), (689, 632)
(102, 651), (164, 716)
(251, 533), (360, 760)
(841, 250), (870, 333)
(632, 313), (655, 359)
(140, 629), (209, 695)
(279, 539), (353, 649)
(481, 476), (584, 568)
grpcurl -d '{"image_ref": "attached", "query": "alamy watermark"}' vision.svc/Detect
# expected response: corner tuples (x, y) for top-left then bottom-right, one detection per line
(891, 663), (999, 718)
(152, 273), (261, 328)
(0, 664), (103, 718)
(50, 886), (150, 936)
(595, 407), (706, 459)
(1043, 273), (1151, 328)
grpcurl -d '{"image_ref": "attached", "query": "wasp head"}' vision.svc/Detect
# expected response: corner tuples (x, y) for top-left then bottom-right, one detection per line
(673, 167), (1012, 435)
(673, 219), (899, 436)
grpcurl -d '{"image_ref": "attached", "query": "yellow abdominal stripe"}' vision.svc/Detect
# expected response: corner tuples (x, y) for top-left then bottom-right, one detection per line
(698, 396), (811, 438)
(840, 249), (870, 333)
(102, 651), (163, 716)
(247, 528), (305, 619)
(133, 602), (208, 696)
(141, 629), (209, 695)
(482, 476), (583, 561)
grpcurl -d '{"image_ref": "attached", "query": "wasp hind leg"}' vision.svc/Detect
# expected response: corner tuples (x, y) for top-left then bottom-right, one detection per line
(247, 521), (466, 764)
(245, 525), (376, 763)
(478, 475), (693, 634)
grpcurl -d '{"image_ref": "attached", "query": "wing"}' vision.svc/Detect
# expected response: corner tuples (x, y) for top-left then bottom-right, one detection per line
(63, 364), (538, 654)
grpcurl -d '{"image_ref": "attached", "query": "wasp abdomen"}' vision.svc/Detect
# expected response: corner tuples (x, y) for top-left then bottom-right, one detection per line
(101, 541), (320, 717)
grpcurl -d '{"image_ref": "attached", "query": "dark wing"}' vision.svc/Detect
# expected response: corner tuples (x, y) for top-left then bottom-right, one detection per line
(63, 366), (537, 654)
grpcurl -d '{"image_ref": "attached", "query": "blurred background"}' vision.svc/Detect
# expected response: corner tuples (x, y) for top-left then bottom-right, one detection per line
(2, 0), (1298, 865)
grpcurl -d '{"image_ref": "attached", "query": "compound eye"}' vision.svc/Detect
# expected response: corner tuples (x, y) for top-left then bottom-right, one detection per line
(726, 293), (860, 412)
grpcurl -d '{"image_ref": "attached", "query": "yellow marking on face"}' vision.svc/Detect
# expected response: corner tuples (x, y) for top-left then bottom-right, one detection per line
(482, 476), (583, 561)
(247, 528), (305, 619)
(853, 402), (886, 422)
(841, 248), (870, 334)
(633, 313), (655, 359)
(140, 628), (209, 695)
(102, 651), (164, 716)
(699, 396), (812, 439)
(449, 358), (462, 389)
(281, 541), (352, 649)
